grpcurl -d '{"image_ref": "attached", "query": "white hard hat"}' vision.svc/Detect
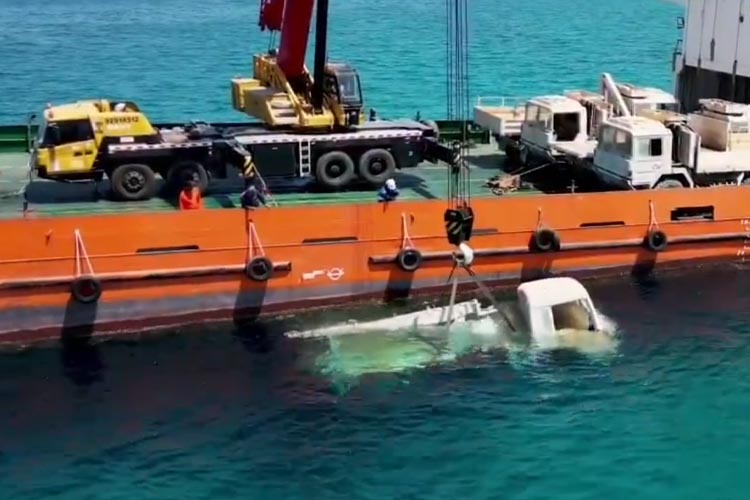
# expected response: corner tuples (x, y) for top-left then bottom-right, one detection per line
(385, 178), (396, 190)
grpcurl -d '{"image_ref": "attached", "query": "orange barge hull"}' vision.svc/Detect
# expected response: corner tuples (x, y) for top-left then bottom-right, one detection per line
(1, 187), (749, 346)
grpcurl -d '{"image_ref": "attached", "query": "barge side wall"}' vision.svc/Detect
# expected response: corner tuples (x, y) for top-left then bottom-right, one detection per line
(0, 188), (749, 344)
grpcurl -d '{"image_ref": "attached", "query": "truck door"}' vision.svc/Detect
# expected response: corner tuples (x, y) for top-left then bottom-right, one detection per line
(40, 119), (97, 174)
(632, 136), (669, 186)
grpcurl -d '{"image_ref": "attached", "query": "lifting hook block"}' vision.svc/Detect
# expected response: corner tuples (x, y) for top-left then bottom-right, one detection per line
(444, 207), (475, 246)
(454, 242), (475, 267)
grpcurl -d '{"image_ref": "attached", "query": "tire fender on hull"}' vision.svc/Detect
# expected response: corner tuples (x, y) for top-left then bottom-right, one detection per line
(396, 248), (422, 272)
(531, 228), (560, 252)
(70, 277), (102, 304)
(644, 229), (668, 252)
(246, 256), (274, 281)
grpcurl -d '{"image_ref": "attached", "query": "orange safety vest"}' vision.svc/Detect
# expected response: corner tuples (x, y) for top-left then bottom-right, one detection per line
(179, 188), (203, 210)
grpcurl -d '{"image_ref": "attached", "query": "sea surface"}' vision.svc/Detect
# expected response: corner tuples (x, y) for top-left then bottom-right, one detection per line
(6, 1), (748, 500)
(0, 0), (682, 124)
(3, 265), (750, 500)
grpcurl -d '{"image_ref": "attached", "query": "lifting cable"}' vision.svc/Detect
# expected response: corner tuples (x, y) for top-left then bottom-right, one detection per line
(443, 0), (474, 250)
(442, 0), (517, 330)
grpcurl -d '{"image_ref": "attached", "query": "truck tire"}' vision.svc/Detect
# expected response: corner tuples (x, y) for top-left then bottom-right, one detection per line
(110, 164), (157, 201)
(505, 143), (521, 164)
(167, 160), (209, 194)
(654, 178), (685, 189)
(315, 151), (355, 189)
(358, 148), (396, 186)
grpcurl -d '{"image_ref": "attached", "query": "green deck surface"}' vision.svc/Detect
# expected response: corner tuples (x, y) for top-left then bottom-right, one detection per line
(0, 144), (539, 219)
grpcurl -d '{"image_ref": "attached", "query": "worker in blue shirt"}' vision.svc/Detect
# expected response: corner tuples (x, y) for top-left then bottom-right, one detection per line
(241, 169), (269, 209)
(377, 178), (399, 202)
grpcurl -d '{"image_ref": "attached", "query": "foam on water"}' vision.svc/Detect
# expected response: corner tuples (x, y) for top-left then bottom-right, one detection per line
(307, 301), (622, 390)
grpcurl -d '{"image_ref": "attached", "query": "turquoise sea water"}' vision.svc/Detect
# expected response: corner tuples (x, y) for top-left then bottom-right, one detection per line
(0, 0), (682, 124)
(3, 265), (750, 500)
(10, 2), (749, 500)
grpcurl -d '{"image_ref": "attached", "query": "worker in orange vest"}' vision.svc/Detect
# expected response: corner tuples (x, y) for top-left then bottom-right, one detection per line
(179, 181), (204, 210)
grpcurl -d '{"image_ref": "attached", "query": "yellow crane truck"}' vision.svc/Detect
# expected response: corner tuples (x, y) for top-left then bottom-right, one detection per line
(30, 98), (442, 202)
(30, 100), (255, 201)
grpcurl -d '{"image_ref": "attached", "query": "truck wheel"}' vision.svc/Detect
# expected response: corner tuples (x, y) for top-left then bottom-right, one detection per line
(167, 160), (209, 193)
(315, 151), (355, 189)
(505, 143), (521, 164)
(111, 164), (157, 201)
(358, 148), (396, 186)
(654, 178), (685, 189)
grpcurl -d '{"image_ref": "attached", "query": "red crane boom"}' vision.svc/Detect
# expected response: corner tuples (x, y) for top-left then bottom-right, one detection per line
(259, 0), (315, 80)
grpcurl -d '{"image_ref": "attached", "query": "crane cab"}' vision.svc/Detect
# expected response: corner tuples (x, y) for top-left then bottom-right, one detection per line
(322, 63), (364, 128)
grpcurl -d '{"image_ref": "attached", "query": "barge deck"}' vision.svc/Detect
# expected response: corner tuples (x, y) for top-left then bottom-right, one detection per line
(0, 144), (541, 218)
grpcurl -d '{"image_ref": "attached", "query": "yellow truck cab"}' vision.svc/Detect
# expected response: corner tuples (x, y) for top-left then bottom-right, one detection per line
(35, 100), (158, 181)
(31, 100), (252, 201)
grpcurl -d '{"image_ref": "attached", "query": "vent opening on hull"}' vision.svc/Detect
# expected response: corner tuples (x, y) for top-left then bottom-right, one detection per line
(136, 245), (200, 255)
(302, 236), (358, 245)
(580, 221), (626, 228)
(670, 206), (714, 221)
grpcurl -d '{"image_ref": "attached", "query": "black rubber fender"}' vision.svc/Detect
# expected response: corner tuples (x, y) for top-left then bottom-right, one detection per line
(396, 248), (422, 272)
(245, 256), (274, 282)
(644, 229), (668, 252)
(70, 277), (103, 304)
(532, 228), (560, 252)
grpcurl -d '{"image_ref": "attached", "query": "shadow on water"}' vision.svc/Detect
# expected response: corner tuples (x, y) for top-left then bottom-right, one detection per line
(60, 297), (104, 387)
(23, 262), (750, 397)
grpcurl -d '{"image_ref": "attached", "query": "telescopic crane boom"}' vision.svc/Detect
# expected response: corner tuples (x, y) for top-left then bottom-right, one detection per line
(232, 0), (364, 131)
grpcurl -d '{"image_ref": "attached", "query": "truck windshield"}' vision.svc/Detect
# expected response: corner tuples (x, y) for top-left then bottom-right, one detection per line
(39, 119), (94, 147)
(337, 73), (362, 106)
(35, 119), (47, 148)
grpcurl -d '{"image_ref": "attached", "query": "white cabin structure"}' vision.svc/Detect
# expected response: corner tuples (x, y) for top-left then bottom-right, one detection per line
(674, 0), (750, 111)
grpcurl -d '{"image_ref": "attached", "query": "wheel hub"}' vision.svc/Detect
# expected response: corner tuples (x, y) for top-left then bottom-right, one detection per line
(181, 169), (198, 183)
(327, 163), (343, 177)
(369, 159), (385, 175)
(124, 171), (145, 192)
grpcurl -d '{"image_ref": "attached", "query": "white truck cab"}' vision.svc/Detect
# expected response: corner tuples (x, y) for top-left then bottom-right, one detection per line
(591, 116), (677, 189)
(516, 277), (603, 348)
(519, 95), (589, 164)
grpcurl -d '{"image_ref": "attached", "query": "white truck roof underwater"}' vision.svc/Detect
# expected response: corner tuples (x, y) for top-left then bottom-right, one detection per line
(516, 277), (603, 347)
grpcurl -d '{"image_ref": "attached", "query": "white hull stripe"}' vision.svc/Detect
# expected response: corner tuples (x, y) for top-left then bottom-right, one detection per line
(109, 141), (212, 152)
(233, 129), (425, 145)
(107, 129), (425, 152)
